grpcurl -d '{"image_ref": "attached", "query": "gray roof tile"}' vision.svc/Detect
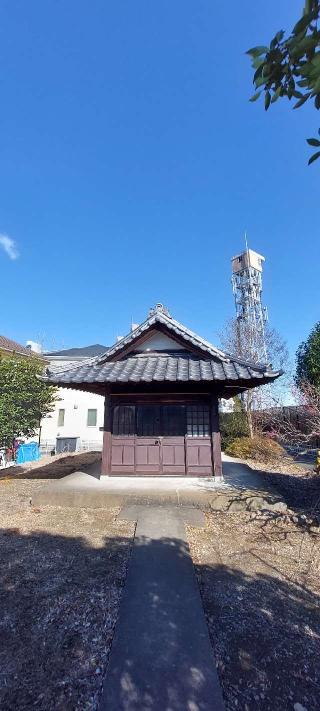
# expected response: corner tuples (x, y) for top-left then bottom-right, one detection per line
(43, 306), (282, 390)
(98, 310), (230, 363)
(45, 353), (279, 386)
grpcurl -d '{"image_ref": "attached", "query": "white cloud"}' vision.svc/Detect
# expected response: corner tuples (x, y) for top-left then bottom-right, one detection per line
(0, 234), (19, 260)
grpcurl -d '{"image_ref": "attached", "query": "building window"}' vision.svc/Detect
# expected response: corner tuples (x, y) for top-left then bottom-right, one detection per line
(57, 409), (65, 427)
(137, 405), (162, 436)
(87, 409), (97, 427)
(186, 405), (210, 437)
(162, 405), (186, 436)
(112, 403), (210, 437)
(113, 406), (135, 435)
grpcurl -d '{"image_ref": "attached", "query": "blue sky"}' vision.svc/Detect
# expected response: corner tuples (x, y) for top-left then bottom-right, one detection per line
(0, 1), (319, 358)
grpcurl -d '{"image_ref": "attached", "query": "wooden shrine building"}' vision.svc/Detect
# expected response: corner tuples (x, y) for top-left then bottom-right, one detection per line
(44, 304), (281, 477)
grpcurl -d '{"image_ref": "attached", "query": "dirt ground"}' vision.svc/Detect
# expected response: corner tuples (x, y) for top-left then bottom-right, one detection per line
(1, 463), (320, 711)
(187, 510), (320, 711)
(0, 479), (134, 711)
(0, 451), (102, 480)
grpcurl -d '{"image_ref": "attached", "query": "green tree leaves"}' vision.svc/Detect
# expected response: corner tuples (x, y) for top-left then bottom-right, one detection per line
(296, 321), (320, 388)
(0, 356), (57, 448)
(247, 1), (320, 164)
(307, 128), (320, 161)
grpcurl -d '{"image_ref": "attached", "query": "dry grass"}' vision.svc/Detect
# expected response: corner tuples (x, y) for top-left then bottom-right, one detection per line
(187, 510), (320, 711)
(225, 435), (288, 464)
(244, 460), (320, 515)
(0, 479), (134, 710)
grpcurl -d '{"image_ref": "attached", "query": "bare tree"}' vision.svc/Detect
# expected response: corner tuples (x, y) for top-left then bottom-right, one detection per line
(266, 380), (320, 448)
(218, 319), (290, 437)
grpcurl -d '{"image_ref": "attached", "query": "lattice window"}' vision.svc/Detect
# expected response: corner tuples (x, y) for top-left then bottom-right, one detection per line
(112, 403), (210, 437)
(186, 405), (210, 436)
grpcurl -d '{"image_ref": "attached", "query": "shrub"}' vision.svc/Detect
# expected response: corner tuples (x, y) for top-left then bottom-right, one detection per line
(225, 435), (288, 463)
(220, 398), (250, 450)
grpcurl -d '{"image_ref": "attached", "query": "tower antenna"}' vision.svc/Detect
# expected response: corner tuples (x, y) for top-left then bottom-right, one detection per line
(231, 243), (268, 364)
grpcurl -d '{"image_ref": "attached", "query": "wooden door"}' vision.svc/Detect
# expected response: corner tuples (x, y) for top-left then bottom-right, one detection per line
(110, 402), (214, 475)
(185, 438), (213, 475)
(162, 437), (185, 474)
(135, 437), (162, 473)
(111, 437), (135, 473)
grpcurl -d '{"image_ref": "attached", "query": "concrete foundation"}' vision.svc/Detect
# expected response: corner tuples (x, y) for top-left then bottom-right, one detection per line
(32, 471), (228, 508)
(31, 455), (278, 509)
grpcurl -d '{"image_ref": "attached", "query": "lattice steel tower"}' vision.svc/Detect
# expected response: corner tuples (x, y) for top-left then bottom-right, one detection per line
(231, 246), (268, 364)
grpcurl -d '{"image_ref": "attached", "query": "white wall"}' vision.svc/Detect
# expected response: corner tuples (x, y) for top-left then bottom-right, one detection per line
(40, 387), (104, 446)
(40, 357), (104, 448)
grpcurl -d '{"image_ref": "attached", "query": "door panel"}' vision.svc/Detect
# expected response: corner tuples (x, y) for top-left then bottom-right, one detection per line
(162, 437), (185, 474)
(110, 404), (213, 475)
(135, 438), (161, 473)
(186, 438), (213, 475)
(111, 438), (135, 473)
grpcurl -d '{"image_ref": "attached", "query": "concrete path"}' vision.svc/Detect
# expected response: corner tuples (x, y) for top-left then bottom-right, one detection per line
(222, 454), (269, 490)
(32, 454), (276, 508)
(100, 506), (225, 711)
(33, 473), (227, 508)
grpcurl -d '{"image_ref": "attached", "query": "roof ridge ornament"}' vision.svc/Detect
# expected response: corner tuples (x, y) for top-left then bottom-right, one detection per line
(148, 303), (172, 319)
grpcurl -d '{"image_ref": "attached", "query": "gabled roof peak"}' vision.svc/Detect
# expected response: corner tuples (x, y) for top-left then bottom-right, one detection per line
(148, 303), (172, 319)
(98, 306), (231, 364)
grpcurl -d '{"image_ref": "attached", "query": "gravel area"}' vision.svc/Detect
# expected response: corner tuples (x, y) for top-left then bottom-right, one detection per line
(187, 510), (320, 711)
(0, 479), (134, 710)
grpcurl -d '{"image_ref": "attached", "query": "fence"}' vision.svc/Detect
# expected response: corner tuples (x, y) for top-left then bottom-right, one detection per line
(40, 440), (103, 456)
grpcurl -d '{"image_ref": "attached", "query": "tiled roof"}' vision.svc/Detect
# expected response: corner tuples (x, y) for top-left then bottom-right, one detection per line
(98, 310), (230, 363)
(43, 306), (282, 390)
(45, 352), (280, 386)
(0, 335), (39, 357)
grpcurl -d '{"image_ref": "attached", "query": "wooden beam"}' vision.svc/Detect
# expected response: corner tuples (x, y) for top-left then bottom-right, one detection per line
(210, 397), (222, 477)
(101, 390), (112, 475)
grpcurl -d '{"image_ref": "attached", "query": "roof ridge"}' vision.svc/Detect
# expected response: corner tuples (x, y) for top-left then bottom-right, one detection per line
(45, 356), (98, 377)
(98, 310), (231, 363)
(0, 334), (42, 357)
(156, 312), (230, 360)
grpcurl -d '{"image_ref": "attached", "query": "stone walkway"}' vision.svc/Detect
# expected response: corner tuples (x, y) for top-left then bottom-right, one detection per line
(99, 505), (225, 711)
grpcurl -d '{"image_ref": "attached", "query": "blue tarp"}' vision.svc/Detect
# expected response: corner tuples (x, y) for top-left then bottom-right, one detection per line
(16, 442), (40, 464)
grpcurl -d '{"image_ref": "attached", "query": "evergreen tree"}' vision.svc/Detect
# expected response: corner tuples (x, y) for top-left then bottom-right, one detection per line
(0, 356), (57, 448)
(296, 321), (320, 387)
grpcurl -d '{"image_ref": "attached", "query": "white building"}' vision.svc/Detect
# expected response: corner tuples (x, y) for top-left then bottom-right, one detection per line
(39, 344), (108, 453)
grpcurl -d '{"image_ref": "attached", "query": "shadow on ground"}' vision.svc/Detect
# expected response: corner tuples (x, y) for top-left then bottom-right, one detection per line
(221, 460), (272, 492)
(0, 451), (102, 480)
(246, 465), (320, 513)
(0, 526), (319, 710)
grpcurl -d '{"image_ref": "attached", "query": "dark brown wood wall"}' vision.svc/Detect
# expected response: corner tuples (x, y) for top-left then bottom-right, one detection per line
(101, 390), (222, 477)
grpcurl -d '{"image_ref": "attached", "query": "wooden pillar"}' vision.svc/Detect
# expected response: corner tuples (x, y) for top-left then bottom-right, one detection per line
(101, 391), (112, 475)
(210, 396), (222, 477)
